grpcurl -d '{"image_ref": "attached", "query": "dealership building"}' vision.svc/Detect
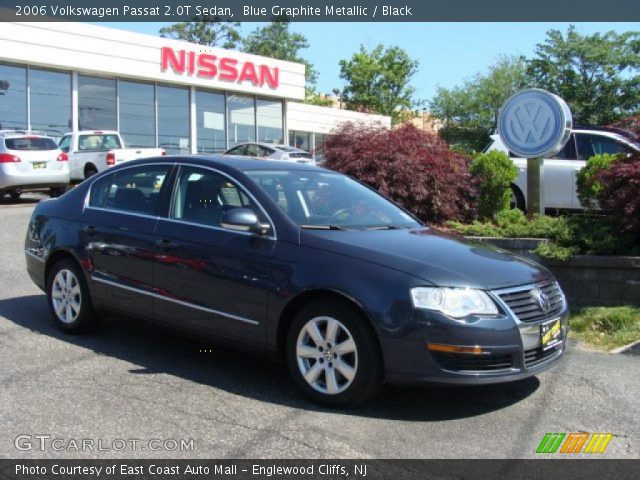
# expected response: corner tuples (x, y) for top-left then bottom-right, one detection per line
(0, 22), (389, 155)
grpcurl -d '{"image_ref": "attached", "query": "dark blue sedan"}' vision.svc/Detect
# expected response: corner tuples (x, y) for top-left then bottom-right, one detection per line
(24, 156), (568, 405)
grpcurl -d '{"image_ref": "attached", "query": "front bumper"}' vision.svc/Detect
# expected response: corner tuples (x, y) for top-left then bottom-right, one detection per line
(382, 285), (569, 386)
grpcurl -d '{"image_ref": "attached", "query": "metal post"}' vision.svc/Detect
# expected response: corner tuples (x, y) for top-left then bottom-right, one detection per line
(526, 157), (543, 219)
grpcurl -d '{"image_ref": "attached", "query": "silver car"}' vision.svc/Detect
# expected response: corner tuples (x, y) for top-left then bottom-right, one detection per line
(224, 142), (315, 164)
(0, 130), (70, 200)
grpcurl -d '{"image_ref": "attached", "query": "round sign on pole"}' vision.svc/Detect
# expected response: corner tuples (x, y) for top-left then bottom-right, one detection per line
(498, 88), (572, 159)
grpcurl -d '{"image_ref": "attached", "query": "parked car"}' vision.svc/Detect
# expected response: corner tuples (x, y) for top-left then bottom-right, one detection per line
(58, 130), (165, 181)
(224, 142), (315, 164)
(486, 126), (640, 211)
(25, 156), (568, 405)
(0, 130), (69, 200)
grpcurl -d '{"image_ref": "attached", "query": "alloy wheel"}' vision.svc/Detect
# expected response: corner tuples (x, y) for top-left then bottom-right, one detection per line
(296, 316), (358, 395)
(51, 269), (82, 324)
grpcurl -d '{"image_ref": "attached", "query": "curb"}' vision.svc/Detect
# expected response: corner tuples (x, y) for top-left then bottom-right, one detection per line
(610, 339), (640, 355)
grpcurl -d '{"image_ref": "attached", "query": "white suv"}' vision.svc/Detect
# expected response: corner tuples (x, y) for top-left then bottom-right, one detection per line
(486, 126), (640, 210)
(0, 130), (70, 201)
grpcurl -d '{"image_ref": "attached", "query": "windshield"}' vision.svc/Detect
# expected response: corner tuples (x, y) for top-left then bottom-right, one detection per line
(245, 170), (421, 229)
(4, 137), (58, 151)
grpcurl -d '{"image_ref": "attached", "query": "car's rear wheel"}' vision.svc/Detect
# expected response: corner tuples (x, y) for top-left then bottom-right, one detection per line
(46, 259), (98, 333)
(510, 185), (526, 212)
(84, 165), (98, 180)
(286, 301), (383, 406)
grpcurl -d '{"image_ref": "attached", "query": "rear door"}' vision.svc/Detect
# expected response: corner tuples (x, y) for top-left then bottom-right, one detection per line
(542, 134), (579, 209)
(152, 165), (275, 343)
(81, 164), (173, 318)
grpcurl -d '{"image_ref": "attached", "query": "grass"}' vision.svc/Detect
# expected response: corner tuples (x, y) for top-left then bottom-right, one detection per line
(570, 306), (640, 351)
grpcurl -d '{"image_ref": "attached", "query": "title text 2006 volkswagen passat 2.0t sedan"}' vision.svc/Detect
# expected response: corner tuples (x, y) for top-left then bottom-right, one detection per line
(25, 157), (568, 405)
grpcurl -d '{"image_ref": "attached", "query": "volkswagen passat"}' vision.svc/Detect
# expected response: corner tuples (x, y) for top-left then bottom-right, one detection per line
(25, 157), (568, 405)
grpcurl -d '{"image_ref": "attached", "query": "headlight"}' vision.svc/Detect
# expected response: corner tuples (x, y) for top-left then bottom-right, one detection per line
(410, 287), (498, 318)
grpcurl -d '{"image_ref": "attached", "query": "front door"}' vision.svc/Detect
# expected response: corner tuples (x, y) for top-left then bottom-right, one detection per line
(152, 166), (275, 343)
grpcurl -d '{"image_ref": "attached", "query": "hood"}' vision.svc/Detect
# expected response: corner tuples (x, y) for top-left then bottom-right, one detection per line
(300, 228), (551, 290)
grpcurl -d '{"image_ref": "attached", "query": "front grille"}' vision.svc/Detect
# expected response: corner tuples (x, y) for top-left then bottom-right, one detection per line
(431, 351), (513, 373)
(496, 281), (565, 323)
(524, 346), (561, 368)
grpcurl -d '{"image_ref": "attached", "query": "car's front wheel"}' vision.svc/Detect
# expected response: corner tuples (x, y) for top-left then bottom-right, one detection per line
(46, 259), (99, 333)
(286, 301), (383, 406)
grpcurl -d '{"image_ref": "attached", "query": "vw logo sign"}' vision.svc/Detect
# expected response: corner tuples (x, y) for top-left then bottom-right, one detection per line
(531, 288), (551, 312)
(498, 89), (572, 159)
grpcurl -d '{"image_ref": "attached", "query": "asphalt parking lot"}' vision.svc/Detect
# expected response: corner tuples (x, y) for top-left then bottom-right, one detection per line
(0, 195), (638, 459)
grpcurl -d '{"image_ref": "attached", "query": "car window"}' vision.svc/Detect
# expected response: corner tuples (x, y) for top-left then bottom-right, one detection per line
(575, 133), (632, 160)
(4, 137), (58, 151)
(259, 146), (275, 157)
(550, 135), (577, 160)
(245, 170), (420, 229)
(245, 144), (261, 157)
(226, 145), (246, 155)
(78, 134), (122, 151)
(89, 166), (169, 215)
(171, 167), (265, 229)
(58, 135), (71, 153)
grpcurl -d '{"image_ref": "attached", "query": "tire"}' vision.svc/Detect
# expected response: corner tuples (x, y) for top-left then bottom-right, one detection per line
(286, 301), (383, 406)
(49, 186), (67, 198)
(510, 185), (526, 212)
(9, 191), (21, 202)
(84, 165), (98, 180)
(46, 258), (99, 334)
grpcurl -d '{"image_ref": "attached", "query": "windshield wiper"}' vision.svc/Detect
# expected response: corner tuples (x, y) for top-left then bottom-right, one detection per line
(300, 224), (348, 231)
(363, 225), (404, 230)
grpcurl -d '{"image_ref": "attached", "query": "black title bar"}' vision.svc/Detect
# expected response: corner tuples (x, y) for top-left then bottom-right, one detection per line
(1, 0), (640, 22)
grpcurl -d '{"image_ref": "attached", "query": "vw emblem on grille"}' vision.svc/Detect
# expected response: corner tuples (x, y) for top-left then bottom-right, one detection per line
(531, 288), (551, 312)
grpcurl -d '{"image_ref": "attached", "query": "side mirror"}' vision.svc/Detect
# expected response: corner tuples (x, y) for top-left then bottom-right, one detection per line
(221, 208), (271, 235)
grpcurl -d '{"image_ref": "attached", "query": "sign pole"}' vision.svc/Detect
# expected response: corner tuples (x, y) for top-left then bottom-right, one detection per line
(527, 157), (543, 219)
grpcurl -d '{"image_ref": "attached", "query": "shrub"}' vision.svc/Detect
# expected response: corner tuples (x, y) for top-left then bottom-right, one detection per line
(596, 155), (640, 237)
(470, 151), (518, 220)
(576, 153), (619, 209)
(324, 123), (476, 224)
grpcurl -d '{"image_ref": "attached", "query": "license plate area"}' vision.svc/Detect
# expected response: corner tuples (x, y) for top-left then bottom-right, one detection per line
(32, 162), (47, 170)
(540, 318), (562, 351)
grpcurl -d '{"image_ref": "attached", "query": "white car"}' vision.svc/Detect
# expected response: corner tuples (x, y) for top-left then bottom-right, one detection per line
(58, 130), (165, 181)
(486, 126), (640, 210)
(224, 142), (315, 164)
(0, 130), (69, 200)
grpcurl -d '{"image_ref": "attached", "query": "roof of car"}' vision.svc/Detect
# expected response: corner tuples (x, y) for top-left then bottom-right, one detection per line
(127, 155), (324, 172)
(226, 142), (308, 153)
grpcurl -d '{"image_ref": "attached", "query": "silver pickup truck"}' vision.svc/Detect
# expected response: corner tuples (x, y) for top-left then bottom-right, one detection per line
(486, 126), (640, 211)
(58, 130), (165, 181)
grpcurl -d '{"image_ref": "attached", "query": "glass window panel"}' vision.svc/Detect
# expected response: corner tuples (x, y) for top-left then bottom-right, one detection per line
(119, 81), (155, 147)
(256, 98), (283, 144)
(29, 68), (71, 139)
(78, 75), (117, 130)
(0, 64), (27, 130)
(289, 131), (311, 152)
(227, 94), (255, 146)
(196, 89), (225, 154)
(102, 166), (170, 214)
(157, 85), (190, 155)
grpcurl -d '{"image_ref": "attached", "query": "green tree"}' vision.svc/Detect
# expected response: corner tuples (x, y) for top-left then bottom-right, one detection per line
(159, 18), (241, 49)
(429, 56), (528, 152)
(338, 45), (419, 124)
(241, 19), (319, 100)
(528, 26), (640, 125)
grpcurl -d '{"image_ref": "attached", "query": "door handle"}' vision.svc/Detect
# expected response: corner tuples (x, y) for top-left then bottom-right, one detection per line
(156, 238), (178, 249)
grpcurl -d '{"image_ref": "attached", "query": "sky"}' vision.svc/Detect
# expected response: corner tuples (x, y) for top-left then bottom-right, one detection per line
(103, 22), (640, 103)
